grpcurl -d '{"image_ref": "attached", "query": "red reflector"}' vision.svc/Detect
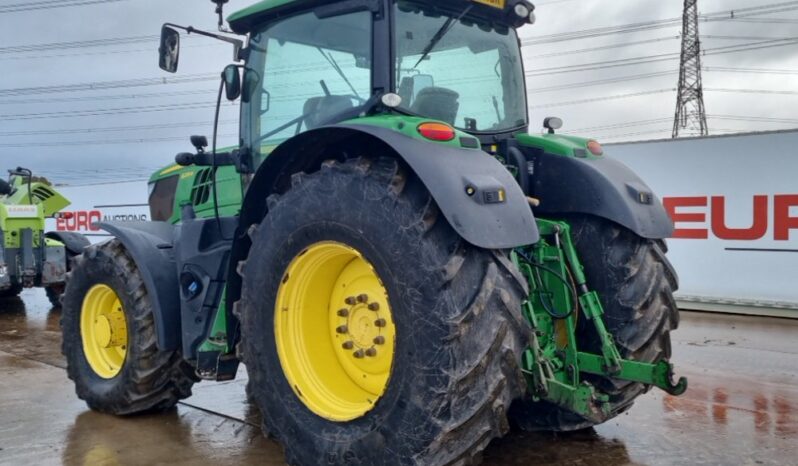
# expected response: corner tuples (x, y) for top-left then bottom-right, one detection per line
(417, 122), (455, 142)
(587, 140), (603, 156)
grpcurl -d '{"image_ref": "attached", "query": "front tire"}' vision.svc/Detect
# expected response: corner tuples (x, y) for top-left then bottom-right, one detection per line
(237, 157), (529, 465)
(61, 240), (196, 415)
(509, 215), (679, 431)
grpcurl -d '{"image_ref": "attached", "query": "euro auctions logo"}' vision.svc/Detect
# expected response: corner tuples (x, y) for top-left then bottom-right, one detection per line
(663, 195), (798, 241)
(55, 210), (148, 232)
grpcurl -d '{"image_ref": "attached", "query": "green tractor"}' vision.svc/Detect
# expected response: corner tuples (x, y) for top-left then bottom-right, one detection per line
(61, 0), (686, 463)
(0, 167), (89, 307)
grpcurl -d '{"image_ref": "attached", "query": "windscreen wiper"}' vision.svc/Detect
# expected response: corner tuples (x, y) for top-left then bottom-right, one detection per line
(413, 4), (473, 69)
(317, 47), (360, 99)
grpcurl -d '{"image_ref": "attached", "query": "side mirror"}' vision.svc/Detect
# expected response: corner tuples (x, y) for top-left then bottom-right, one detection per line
(242, 69), (260, 104)
(159, 25), (181, 73)
(223, 64), (241, 101)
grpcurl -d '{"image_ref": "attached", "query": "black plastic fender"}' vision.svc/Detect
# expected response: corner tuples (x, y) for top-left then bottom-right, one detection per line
(95, 221), (181, 351)
(45, 231), (90, 256)
(239, 124), (539, 249)
(528, 151), (674, 239)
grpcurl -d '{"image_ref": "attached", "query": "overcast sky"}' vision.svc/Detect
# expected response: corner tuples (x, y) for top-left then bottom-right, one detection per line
(0, 0), (796, 184)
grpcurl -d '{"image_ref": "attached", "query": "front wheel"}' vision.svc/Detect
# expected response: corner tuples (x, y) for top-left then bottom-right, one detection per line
(509, 215), (680, 431)
(61, 240), (197, 415)
(237, 157), (530, 465)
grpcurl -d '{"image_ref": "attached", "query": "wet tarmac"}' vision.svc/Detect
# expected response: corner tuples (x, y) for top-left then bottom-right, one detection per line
(0, 289), (796, 466)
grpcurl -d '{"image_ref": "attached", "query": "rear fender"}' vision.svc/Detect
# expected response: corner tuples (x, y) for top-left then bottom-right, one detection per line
(95, 221), (180, 351)
(526, 151), (674, 239)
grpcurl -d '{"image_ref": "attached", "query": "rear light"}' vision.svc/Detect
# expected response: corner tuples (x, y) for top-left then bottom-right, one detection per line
(417, 122), (455, 142)
(587, 140), (603, 156)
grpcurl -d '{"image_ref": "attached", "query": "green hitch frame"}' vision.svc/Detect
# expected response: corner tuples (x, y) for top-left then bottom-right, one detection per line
(513, 219), (687, 421)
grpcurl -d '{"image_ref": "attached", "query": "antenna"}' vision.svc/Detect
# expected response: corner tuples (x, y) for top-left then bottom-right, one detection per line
(673, 0), (708, 138)
(211, 0), (230, 31)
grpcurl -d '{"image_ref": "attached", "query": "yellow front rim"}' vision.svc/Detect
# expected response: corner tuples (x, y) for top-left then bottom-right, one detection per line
(80, 284), (128, 379)
(275, 241), (396, 422)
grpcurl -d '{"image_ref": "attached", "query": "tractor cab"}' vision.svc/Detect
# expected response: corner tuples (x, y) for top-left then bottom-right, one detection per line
(159, 0), (535, 175)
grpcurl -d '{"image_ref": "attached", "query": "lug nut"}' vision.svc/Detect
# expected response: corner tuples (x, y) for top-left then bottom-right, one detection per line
(336, 325), (348, 334)
(342, 341), (354, 350)
(373, 336), (385, 345)
(353, 349), (365, 359)
(374, 318), (386, 328)
(365, 348), (377, 357)
(368, 302), (380, 311)
(345, 296), (357, 305)
(357, 294), (369, 303)
(337, 308), (349, 317)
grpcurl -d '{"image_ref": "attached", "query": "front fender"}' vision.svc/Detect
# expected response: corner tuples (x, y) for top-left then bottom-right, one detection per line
(45, 231), (90, 256)
(528, 152), (674, 239)
(95, 221), (180, 351)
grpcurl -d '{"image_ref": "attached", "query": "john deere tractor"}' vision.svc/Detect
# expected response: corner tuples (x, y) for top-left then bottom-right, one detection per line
(61, 1), (686, 464)
(0, 167), (89, 307)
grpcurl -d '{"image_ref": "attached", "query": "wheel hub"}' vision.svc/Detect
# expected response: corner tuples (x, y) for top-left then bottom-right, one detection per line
(274, 241), (396, 422)
(80, 284), (128, 379)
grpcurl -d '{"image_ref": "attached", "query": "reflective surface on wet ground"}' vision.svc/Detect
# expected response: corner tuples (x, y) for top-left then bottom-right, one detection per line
(1, 289), (796, 465)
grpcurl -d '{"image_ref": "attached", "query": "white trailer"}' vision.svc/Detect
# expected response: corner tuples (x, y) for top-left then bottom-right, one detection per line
(607, 129), (798, 318)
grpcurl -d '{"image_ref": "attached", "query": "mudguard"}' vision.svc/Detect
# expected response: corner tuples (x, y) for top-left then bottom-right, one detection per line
(527, 152), (674, 239)
(240, 124), (539, 249)
(95, 221), (181, 351)
(45, 231), (90, 255)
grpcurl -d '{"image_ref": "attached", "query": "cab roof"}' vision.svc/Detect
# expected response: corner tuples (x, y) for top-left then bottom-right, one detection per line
(227, 0), (529, 33)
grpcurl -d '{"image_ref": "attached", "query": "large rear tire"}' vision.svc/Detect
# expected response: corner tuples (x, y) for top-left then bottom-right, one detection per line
(509, 215), (679, 431)
(237, 157), (529, 465)
(61, 240), (197, 415)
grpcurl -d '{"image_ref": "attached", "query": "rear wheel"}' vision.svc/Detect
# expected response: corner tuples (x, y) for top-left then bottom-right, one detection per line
(509, 215), (679, 431)
(237, 157), (529, 465)
(61, 240), (197, 414)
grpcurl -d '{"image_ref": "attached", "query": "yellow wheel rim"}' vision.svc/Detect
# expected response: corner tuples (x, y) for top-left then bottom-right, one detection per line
(275, 241), (396, 422)
(80, 284), (128, 379)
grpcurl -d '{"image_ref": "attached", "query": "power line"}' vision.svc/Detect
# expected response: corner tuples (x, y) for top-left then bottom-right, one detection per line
(521, 1), (798, 45)
(0, 73), (219, 97)
(0, 120), (238, 137)
(0, 35), (157, 54)
(0, 88), (218, 105)
(525, 36), (680, 59)
(530, 89), (674, 109)
(0, 101), (238, 121)
(525, 38), (798, 77)
(0, 0), (127, 13)
(0, 133), (239, 149)
(527, 70), (676, 93)
(705, 66), (798, 74)
(706, 87), (798, 95)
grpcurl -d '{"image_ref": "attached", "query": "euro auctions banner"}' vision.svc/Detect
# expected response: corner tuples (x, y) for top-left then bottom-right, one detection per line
(607, 129), (798, 316)
(44, 180), (149, 242)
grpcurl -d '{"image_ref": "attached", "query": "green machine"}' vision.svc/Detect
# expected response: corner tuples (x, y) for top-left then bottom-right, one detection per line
(61, 1), (686, 464)
(0, 168), (89, 306)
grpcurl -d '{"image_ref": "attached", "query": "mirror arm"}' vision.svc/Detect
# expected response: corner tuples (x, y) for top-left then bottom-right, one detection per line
(164, 23), (245, 61)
